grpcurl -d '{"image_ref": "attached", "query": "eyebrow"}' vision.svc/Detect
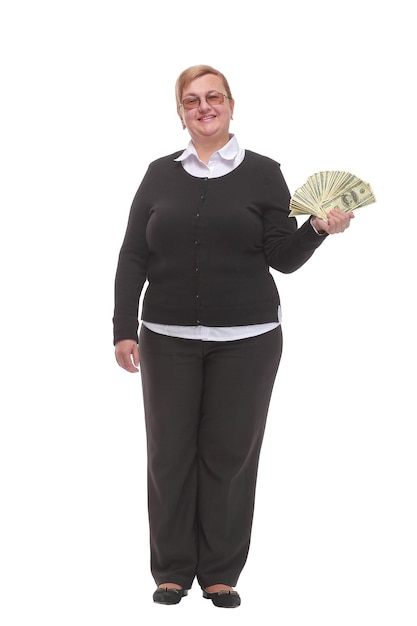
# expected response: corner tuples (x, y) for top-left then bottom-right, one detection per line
(183, 89), (220, 97)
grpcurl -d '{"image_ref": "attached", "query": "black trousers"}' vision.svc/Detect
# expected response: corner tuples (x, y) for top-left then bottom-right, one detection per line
(138, 324), (283, 589)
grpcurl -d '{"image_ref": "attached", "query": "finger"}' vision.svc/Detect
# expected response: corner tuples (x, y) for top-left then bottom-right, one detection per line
(132, 344), (139, 368)
(327, 210), (353, 233)
(120, 355), (139, 373)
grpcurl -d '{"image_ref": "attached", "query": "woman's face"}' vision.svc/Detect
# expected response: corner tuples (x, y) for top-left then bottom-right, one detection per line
(178, 74), (234, 146)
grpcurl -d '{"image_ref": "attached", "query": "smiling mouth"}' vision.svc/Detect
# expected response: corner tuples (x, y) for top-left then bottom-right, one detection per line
(199, 115), (216, 121)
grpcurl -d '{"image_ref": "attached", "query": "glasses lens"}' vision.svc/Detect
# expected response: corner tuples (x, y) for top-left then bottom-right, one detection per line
(206, 92), (224, 105)
(182, 97), (199, 110)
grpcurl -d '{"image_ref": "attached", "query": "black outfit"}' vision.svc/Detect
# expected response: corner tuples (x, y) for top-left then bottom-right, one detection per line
(113, 150), (327, 589)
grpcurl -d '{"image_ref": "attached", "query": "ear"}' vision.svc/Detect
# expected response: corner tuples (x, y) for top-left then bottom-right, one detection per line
(229, 99), (235, 121)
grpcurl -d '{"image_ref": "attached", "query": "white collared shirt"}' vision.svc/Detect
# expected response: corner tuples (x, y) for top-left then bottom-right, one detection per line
(142, 135), (280, 341)
(174, 134), (245, 178)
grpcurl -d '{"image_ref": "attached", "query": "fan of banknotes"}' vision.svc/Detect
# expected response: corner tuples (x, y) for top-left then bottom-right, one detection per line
(289, 171), (376, 221)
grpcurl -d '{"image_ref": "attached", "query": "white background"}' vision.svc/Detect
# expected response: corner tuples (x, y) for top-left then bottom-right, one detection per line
(1, 1), (416, 624)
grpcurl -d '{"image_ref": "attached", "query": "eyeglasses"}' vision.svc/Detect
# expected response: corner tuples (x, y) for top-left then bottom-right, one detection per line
(180, 91), (232, 110)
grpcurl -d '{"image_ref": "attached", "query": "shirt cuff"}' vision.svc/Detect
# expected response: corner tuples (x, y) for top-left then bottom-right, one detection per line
(309, 217), (326, 236)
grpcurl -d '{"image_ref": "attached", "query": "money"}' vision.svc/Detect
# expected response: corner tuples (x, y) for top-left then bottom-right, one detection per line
(289, 171), (376, 221)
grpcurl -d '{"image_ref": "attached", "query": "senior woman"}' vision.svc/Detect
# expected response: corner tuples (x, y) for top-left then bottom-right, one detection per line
(113, 64), (354, 608)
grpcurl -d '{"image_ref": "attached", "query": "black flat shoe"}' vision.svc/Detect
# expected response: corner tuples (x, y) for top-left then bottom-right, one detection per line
(153, 586), (188, 605)
(203, 589), (241, 608)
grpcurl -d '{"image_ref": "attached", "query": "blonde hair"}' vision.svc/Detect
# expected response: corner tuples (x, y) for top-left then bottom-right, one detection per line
(175, 64), (233, 108)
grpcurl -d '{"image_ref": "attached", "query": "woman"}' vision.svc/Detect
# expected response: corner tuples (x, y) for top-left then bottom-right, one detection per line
(113, 64), (354, 608)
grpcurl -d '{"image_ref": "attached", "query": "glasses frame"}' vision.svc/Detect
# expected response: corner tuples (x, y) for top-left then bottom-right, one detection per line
(179, 91), (233, 110)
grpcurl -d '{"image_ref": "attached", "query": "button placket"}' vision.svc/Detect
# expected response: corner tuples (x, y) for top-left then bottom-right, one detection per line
(194, 178), (208, 325)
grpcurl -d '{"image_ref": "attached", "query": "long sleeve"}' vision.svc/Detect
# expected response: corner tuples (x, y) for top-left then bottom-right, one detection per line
(252, 156), (328, 274)
(113, 170), (152, 344)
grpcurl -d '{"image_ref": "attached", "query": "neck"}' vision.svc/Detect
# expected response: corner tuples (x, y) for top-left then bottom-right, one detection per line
(193, 134), (231, 165)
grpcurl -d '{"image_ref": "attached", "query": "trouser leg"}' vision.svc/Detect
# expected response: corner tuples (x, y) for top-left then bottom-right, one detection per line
(138, 325), (203, 589)
(196, 327), (283, 588)
(139, 325), (283, 589)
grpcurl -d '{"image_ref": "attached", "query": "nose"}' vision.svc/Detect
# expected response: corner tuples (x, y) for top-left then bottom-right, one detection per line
(198, 96), (212, 111)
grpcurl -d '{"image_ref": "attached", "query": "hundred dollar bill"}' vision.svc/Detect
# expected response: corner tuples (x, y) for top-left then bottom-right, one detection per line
(321, 180), (375, 213)
(289, 171), (376, 220)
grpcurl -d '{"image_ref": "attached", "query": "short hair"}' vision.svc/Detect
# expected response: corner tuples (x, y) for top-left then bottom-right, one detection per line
(175, 64), (233, 108)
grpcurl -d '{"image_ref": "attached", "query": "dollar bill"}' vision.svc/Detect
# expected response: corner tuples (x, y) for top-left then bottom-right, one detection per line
(321, 180), (375, 212)
(289, 171), (376, 221)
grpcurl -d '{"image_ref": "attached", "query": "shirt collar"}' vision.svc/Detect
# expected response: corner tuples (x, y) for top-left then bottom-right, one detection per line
(174, 134), (241, 163)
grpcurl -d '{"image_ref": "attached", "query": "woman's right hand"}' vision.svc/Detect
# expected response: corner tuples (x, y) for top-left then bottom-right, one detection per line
(115, 339), (139, 373)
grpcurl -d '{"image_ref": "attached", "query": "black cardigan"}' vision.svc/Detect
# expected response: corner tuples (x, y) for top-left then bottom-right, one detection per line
(113, 150), (326, 344)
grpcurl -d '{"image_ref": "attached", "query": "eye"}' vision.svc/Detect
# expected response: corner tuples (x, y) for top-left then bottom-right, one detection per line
(183, 97), (198, 107)
(207, 93), (222, 104)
